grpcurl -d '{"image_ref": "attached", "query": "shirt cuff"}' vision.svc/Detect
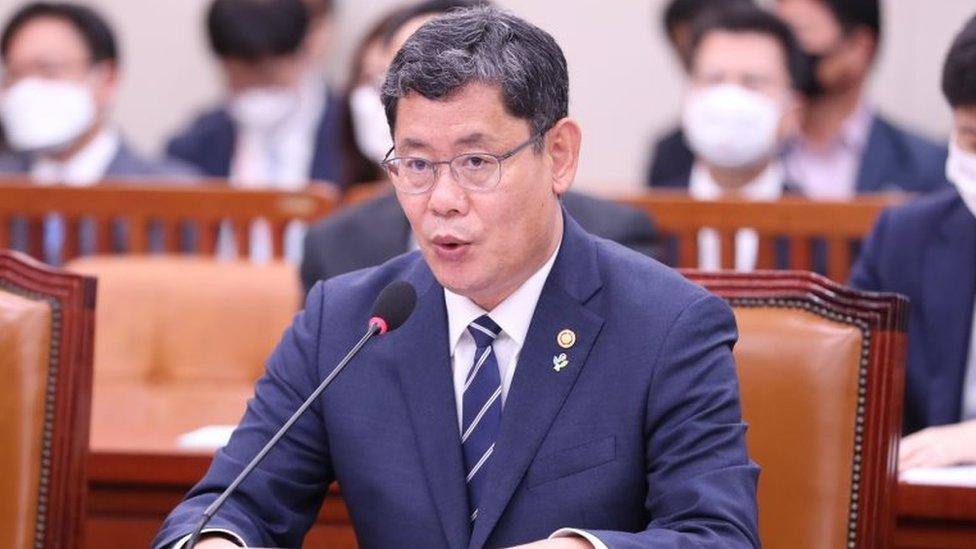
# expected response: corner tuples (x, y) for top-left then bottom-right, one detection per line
(171, 529), (247, 548)
(549, 527), (608, 549)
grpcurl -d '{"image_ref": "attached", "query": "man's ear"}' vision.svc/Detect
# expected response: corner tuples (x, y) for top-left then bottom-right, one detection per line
(91, 61), (119, 109)
(545, 117), (581, 195)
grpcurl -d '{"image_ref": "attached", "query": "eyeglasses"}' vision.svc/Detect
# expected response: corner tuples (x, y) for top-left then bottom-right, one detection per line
(380, 134), (542, 195)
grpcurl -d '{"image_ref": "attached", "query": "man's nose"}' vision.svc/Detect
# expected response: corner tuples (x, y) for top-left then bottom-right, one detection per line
(426, 164), (468, 217)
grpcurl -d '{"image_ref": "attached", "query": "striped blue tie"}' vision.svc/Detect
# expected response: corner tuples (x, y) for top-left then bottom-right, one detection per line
(462, 314), (502, 524)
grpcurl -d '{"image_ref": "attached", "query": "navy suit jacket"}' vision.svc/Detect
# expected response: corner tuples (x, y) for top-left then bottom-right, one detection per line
(850, 189), (976, 434)
(154, 214), (759, 548)
(646, 115), (948, 193)
(165, 90), (345, 186)
(300, 191), (660, 294)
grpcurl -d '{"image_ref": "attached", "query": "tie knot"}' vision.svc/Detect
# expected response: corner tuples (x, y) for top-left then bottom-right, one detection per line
(467, 315), (500, 348)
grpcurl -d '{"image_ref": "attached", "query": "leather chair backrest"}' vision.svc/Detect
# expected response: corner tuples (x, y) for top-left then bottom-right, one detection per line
(733, 306), (863, 548)
(66, 256), (301, 385)
(0, 289), (51, 549)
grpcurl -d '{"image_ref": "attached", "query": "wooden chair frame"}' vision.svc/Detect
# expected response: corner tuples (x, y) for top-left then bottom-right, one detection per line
(0, 250), (96, 548)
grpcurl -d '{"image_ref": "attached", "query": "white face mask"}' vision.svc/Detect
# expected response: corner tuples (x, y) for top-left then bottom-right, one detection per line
(947, 135), (976, 218)
(0, 76), (97, 153)
(349, 85), (393, 164)
(682, 83), (782, 169)
(228, 87), (298, 130)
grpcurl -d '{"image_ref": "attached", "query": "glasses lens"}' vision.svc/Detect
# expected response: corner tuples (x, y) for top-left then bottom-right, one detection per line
(386, 158), (433, 193)
(452, 154), (500, 190)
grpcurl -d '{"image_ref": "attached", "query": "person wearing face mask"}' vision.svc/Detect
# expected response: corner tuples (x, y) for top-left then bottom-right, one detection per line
(656, 6), (806, 271)
(850, 13), (976, 470)
(645, 0), (756, 188)
(776, 0), (947, 198)
(300, 0), (660, 294)
(0, 2), (195, 185)
(166, 0), (344, 190)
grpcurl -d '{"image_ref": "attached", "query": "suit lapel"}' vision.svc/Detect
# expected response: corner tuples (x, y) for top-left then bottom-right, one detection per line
(391, 265), (471, 548)
(855, 116), (891, 193)
(469, 215), (605, 548)
(922, 201), (976, 425)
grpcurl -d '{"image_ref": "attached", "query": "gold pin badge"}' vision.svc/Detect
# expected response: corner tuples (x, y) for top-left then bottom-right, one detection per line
(553, 353), (569, 372)
(557, 329), (576, 349)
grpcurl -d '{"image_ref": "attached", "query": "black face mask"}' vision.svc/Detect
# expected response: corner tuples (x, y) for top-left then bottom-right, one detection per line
(800, 51), (827, 99)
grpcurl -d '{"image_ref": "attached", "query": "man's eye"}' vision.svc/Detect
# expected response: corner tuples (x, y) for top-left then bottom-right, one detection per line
(461, 155), (493, 170)
(403, 158), (430, 172)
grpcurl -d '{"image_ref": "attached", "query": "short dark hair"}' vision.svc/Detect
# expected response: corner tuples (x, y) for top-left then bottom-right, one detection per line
(822, 0), (881, 43)
(1, 2), (118, 64)
(381, 0), (490, 46)
(382, 6), (568, 147)
(943, 14), (976, 108)
(206, 0), (308, 61)
(662, 0), (754, 39)
(689, 5), (810, 92)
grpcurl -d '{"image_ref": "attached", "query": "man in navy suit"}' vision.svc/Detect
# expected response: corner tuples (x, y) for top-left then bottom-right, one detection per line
(155, 7), (759, 548)
(850, 13), (976, 470)
(166, 0), (345, 188)
(648, 0), (949, 196)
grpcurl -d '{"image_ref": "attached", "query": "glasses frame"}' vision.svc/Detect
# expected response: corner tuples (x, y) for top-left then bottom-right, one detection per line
(380, 133), (543, 195)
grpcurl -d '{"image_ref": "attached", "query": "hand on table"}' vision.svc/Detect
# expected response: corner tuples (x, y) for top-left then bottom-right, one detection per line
(900, 419), (976, 472)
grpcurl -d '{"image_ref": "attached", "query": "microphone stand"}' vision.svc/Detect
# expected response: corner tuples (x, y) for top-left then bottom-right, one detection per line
(185, 322), (381, 548)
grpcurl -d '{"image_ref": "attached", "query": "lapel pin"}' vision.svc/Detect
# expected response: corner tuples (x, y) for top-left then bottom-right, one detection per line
(553, 352), (569, 372)
(557, 329), (576, 349)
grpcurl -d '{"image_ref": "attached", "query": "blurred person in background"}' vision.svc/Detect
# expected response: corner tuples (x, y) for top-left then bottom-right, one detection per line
(850, 13), (976, 470)
(776, 0), (947, 197)
(659, 5), (806, 271)
(339, 8), (401, 187)
(0, 1), (193, 184)
(340, 0), (488, 189)
(300, 0), (659, 293)
(166, 0), (344, 189)
(645, 0), (754, 188)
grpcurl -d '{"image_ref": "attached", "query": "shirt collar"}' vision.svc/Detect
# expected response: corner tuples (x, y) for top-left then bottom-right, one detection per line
(689, 161), (785, 201)
(444, 240), (561, 356)
(31, 126), (120, 186)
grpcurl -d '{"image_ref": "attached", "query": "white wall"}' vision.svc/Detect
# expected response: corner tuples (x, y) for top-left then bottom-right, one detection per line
(0, 0), (972, 193)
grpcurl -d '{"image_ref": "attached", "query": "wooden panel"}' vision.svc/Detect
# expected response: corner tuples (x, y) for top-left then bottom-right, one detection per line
(0, 181), (337, 262)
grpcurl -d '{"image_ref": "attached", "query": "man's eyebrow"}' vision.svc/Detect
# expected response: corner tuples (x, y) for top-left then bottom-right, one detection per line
(397, 137), (430, 152)
(454, 133), (494, 147)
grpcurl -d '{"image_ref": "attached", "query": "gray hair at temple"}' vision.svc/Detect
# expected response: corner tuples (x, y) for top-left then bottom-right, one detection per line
(381, 6), (569, 151)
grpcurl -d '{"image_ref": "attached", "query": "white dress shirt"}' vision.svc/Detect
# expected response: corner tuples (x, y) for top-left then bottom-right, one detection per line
(31, 126), (120, 186)
(689, 161), (786, 271)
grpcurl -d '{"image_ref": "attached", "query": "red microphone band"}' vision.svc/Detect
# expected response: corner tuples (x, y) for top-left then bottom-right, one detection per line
(369, 316), (389, 334)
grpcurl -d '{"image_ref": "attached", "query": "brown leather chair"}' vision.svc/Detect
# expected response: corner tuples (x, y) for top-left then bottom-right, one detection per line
(0, 250), (95, 549)
(685, 270), (908, 548)
(65, 256), (301, 453)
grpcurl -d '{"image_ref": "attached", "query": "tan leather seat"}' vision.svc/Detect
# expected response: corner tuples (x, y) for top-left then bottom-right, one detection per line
(66, 256), (302, 452)
(0, 290), (51, 549)
(0, 250), (95, 549)
(685, 270), (907, 549)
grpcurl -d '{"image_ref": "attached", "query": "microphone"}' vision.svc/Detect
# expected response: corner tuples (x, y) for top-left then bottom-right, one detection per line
(185, 281), (417, 548)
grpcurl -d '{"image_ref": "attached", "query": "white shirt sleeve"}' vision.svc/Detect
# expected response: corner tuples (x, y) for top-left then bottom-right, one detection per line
(170, 529), (247, 548)
(549, 527), (608, 549)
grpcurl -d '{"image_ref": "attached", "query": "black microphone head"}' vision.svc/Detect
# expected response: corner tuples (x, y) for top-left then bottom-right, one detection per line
(369, 281), (417, 334)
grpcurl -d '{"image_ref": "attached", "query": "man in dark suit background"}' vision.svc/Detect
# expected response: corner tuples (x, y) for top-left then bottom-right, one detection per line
(850, 13), (976, 470)
(301, 190), (658, 293)
(645, 0), (753, 189)
(0, 2), (193, 183)
(166, 0), (344, 188)
(648, 0), (949, 197)
(155, 6), (758, 548)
